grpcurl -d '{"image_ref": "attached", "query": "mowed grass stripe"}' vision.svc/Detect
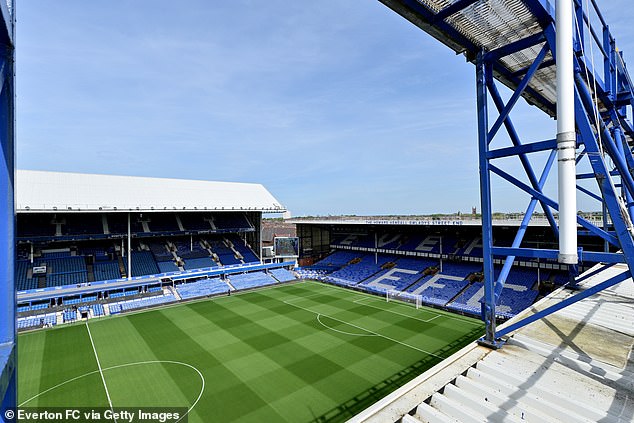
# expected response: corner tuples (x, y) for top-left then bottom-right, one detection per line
(19, 281), (484, 422)
(127, 308), (287, 423)
(86, 316), (202, 412)
(285, 283), (483, 358)
(20, 324), (109, 408)
(184, 294), (381, 410)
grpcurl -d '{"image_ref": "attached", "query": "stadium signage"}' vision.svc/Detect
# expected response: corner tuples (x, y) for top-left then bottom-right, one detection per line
(363, 219), (463, 226)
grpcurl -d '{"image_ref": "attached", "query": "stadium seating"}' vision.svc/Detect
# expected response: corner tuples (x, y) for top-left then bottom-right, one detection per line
(17, 302), (49, 313)
(446, 284), (484, 316)
(16, 260), (36, 291)
(115, 293), (177, 312)
(42, 250), (72, 258)
(437, 261), (481, 278)
(35, 256), (89, 287)
(207, 238), (241, 265)
(17, 313), (56, 330)
(92, 303), (105, 317)
(269, 268), (296, 283)
(109, 290), (138, 299)
(108, 304), (122, 314)
(63, 214), (104, 236)
(148, 241), (173, 261)
(497, 288), (539, 318)
(309, 251), (361, 272)
(63, 295), (97, 306)
(183, 257), (217, 270)
(229, 272), (277, 290)
(326, 254), (395, 284)
(179, 213), (213, 231)
(17, 214), (56, 237)
(497, 266), (537, 289)
(227, 235), (259, 263)
(176, 278), (230, 300)
(417, 278), (470, 307)
(147, 214), (180, 232)
(124, 251), (160, 276)
(63, 309), (78, 322)
(157, 261), (180, 273)
(213, 213), (252, 230)
(93, 261), (121, 281)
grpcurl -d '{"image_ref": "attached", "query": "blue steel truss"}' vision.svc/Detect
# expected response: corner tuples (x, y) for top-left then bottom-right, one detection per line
(0, 0), (15, 418)
(380, 0), (634, 347)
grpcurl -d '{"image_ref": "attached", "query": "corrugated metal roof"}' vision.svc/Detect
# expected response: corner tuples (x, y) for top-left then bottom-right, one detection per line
(351, 263), (634, 422)
(381, 0), (558, 116)
(16, 170), (286, 213)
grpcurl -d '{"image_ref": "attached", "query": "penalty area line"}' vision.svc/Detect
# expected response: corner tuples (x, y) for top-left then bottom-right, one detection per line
(282, 300), (445, 360)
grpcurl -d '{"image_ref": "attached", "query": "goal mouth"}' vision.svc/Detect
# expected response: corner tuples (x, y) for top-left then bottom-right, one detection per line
(386, 290), (422, 309)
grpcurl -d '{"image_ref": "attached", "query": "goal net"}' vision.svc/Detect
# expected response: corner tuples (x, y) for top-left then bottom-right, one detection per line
(386, 290), (421, 309)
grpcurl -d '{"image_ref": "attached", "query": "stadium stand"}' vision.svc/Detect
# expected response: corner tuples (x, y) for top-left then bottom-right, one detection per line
(309, 251), (360, 272)
(17, 313), (56, 330)
(115, 293), (177, 312)
(124, 251), (160, 276)
(326, 254), (396, 284)
(179, 213), (213, 231)
(183, 257), (216, 270)
(93, 261), (121, 281)
(109, 290), (138, 299)
(446, 283), (483, 315)
(35, 256), (88, 287)
(418, 278), (470, 307)
(63, 214), (104, 236)
(63, 295), (97, 306)
(229, 272), (277, 290)
(147, 241), (173, 261)
(147, 214), (180, 232)
(16, 260), (36, 291)
(92, 303), (105, 317)
(438, 261), (482, 278)
(17, 214), (56, 237)
(176, 278), (230, 300)
(207, 238), (241, 265)
(362, 257), (437, 292)
(498, 266), (537, 289)
(269, 268), (296, 283)
(213, 213), (252, 230)
(227, 235), (259, 263)
(63, 309), (78, 323)
(157, 261), (180, 273)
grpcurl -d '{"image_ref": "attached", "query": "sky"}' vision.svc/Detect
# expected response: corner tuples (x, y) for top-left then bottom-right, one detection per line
(16, 1), (634, 216)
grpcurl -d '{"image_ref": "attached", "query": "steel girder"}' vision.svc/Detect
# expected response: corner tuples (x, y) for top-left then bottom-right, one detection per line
(379, 0), (634, 347)
(0, 0), (15, 419)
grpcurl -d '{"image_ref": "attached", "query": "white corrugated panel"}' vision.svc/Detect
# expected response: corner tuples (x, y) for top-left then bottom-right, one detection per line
(16, 170), (286, 213)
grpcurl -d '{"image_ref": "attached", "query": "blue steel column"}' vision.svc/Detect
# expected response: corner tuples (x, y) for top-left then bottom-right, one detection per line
(0, 8), (16, 418)
(476, 52), (499, 347)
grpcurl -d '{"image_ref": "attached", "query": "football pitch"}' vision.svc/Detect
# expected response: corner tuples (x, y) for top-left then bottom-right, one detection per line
(18, 281), (483, 422)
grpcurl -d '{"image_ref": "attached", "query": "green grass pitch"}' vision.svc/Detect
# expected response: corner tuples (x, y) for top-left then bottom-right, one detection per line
(18, 281), (483, 422)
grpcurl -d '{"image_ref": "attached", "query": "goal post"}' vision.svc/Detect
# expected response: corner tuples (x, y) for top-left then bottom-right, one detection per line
(386, 290), (421, 309)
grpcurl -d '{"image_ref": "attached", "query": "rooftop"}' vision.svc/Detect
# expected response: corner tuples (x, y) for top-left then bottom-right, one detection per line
(351, 262), (634, 422)
(16, 170), (286, 213)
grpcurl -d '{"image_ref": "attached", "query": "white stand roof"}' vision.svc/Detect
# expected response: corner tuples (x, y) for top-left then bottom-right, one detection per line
(16, 170), (285, 213)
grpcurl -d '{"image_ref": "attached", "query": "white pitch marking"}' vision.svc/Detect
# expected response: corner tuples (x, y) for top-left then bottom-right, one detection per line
(316, 314), (377, 337)
(283, 300), (445, 359)
(86, 322), (116, 420)
(20, 360), (205, 423)
(353, 297), (441, 323)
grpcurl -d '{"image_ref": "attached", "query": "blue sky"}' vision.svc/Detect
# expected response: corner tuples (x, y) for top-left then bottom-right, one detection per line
(16, 1), (634, 216)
